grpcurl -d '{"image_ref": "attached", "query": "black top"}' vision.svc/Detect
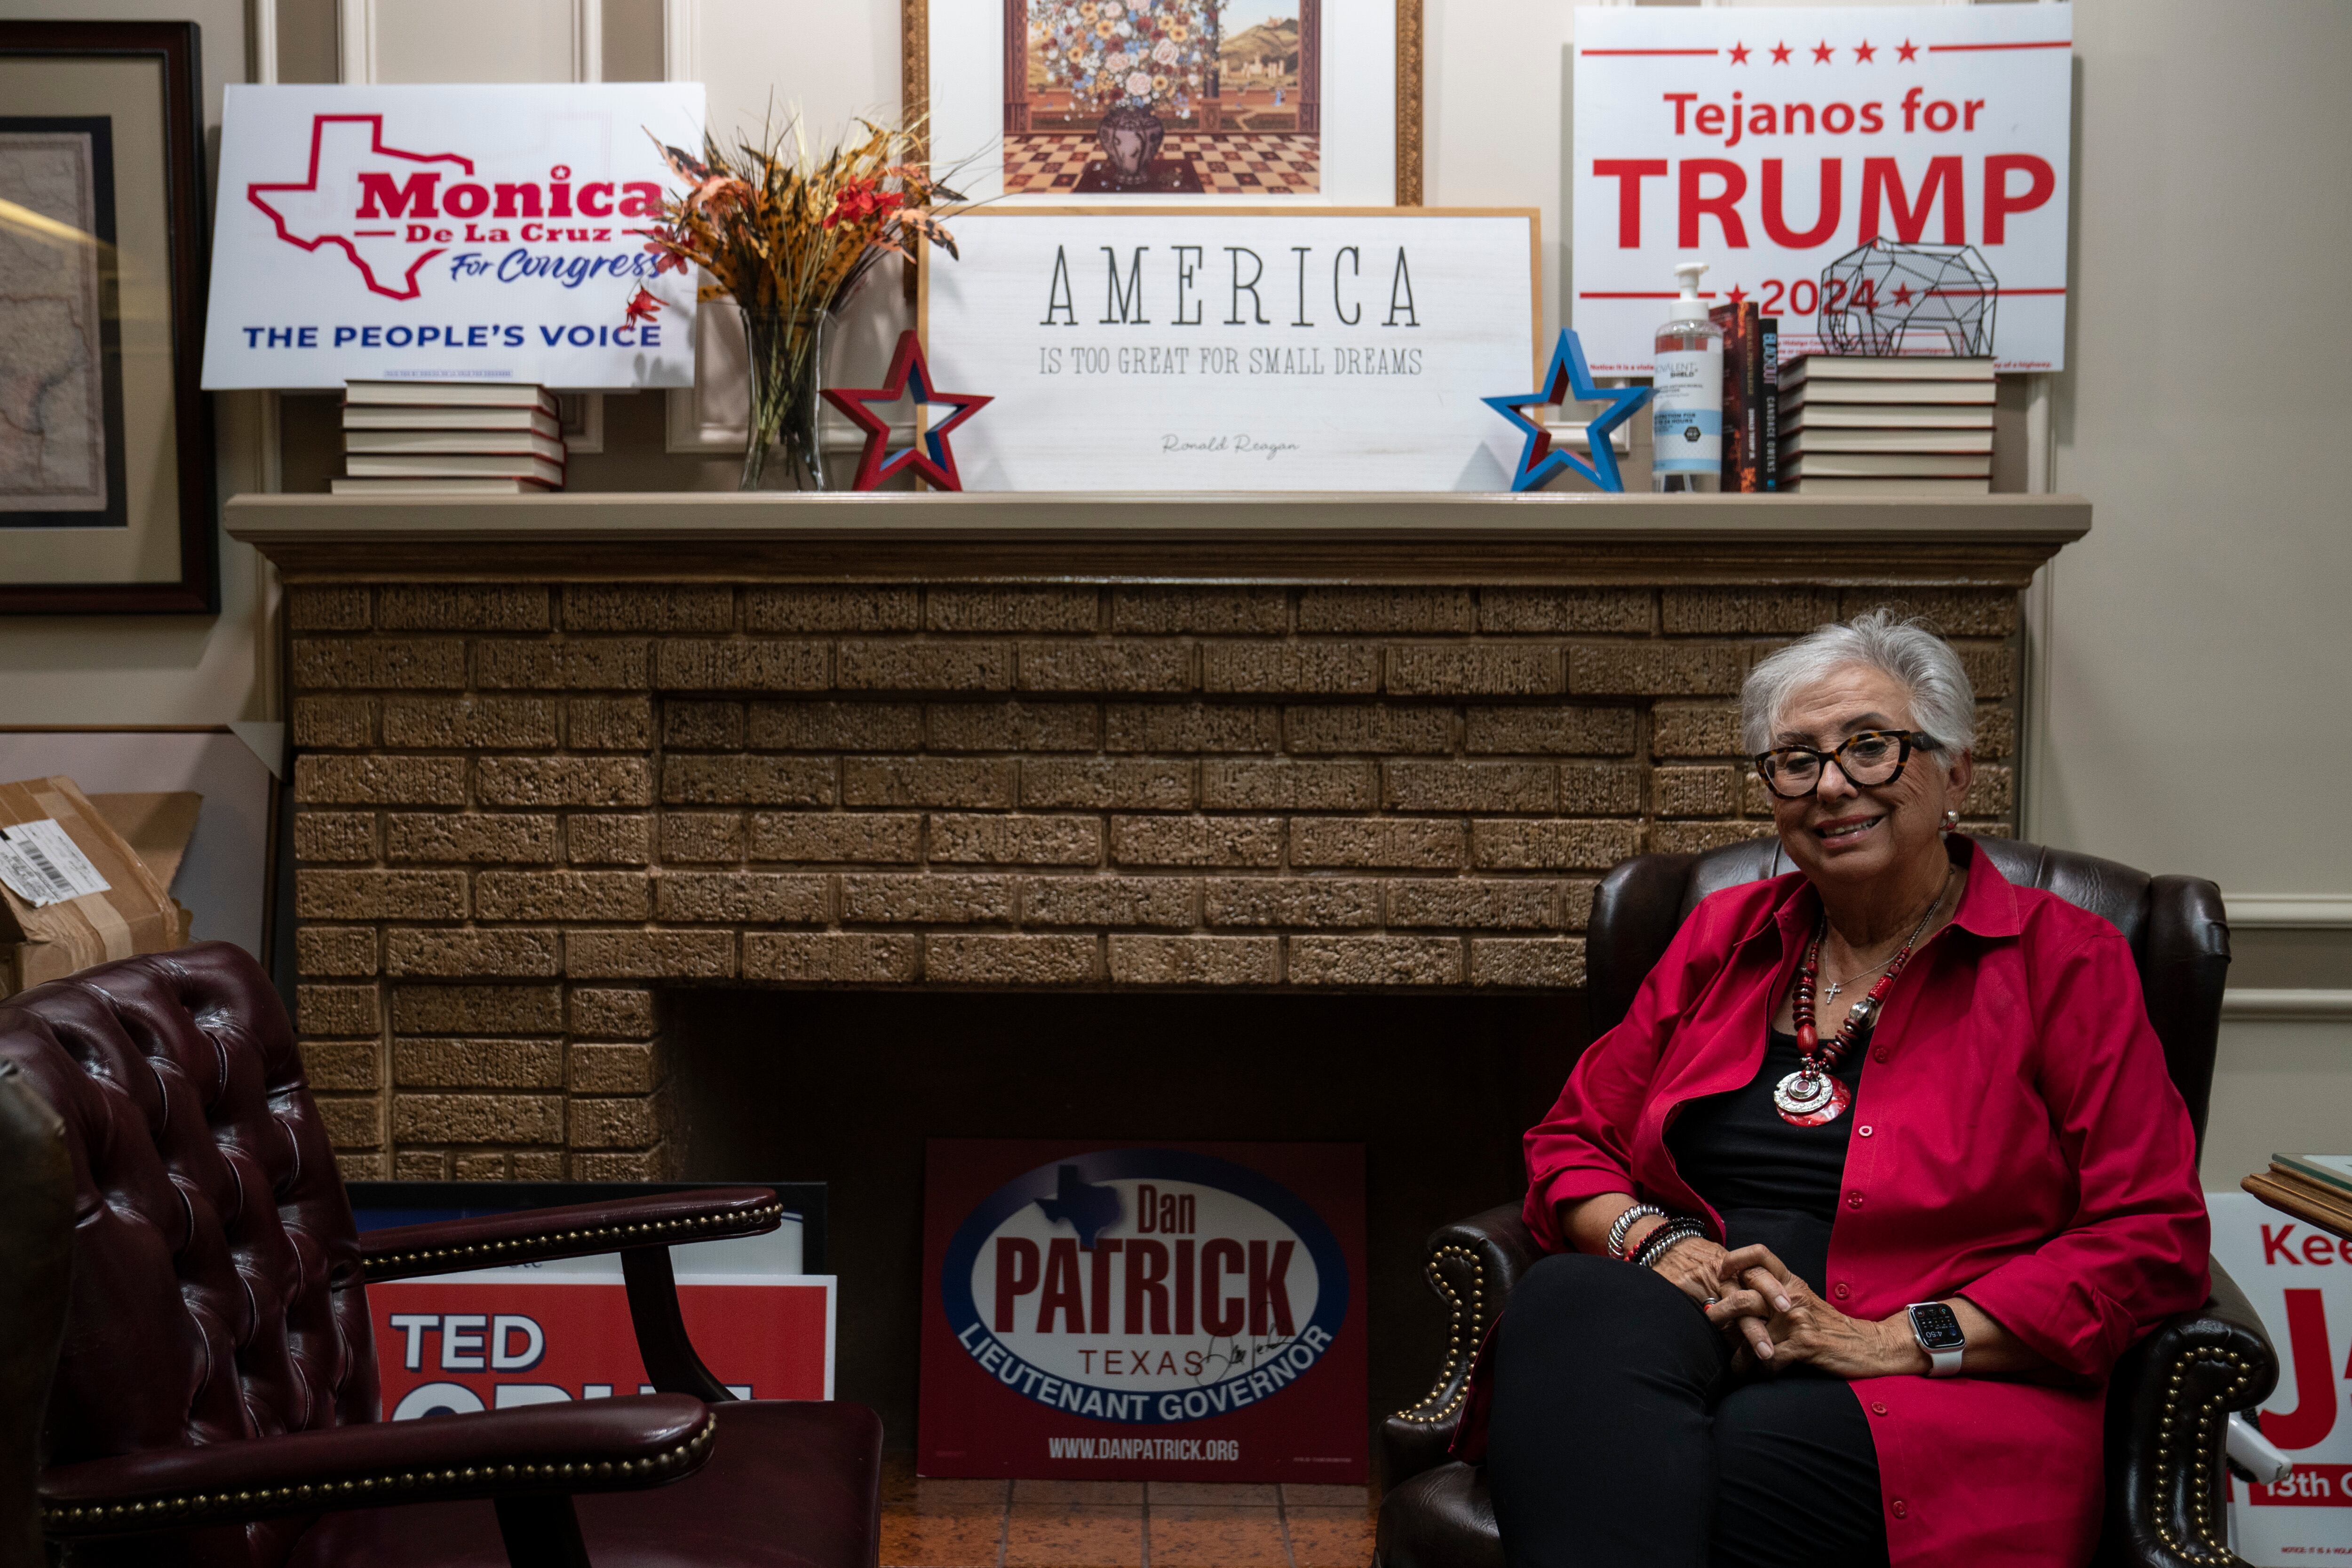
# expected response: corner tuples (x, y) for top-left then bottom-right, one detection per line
(1665, 1028), (1866, 1289)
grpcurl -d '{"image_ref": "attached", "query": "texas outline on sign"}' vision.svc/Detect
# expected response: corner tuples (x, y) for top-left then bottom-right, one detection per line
(246, 115), (474, 300)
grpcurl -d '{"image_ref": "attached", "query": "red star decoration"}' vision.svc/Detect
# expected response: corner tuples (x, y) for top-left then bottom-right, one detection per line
(1891, 283), (1915, 306)
(1724, 284), (1748, 305)
(1853, 40), (1877, 63)
(1811, 40), (1836, 63)
(1770, 40), (1792, 64)
(1728, 41), (1751, 64)
(1897, 39), (1919, 62)
(820, 329), (993, 491)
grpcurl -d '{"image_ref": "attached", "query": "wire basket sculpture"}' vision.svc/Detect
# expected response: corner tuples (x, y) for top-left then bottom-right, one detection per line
(1819, 239), (1999, 358)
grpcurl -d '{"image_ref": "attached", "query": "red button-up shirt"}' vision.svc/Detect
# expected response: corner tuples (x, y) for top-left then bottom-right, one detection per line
(1500, 839), (2210, 1568)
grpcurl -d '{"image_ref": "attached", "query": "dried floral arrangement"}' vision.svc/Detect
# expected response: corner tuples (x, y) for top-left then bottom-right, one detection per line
(626, 116), (973, 489)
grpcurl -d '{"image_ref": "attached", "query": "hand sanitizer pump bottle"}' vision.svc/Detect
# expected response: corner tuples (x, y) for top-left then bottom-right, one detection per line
(1651, 260), (1723, 493)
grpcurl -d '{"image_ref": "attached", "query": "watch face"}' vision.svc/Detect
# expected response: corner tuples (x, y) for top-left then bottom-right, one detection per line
(1910, 1302), (1966, 1352)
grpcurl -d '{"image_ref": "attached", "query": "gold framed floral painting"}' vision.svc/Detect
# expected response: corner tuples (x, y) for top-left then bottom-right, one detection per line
(904, 0), (1422, 206)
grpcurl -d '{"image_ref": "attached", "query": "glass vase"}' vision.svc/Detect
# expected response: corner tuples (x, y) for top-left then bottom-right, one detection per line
(739, 306), (829, 492)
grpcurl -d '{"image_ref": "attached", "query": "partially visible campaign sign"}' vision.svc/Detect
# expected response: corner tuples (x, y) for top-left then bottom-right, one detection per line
(2211, 1190), (2352, 1563)
(354, 1188), (832, 1419)
(370, 1276), (834, 1418)
(201, 84), (703, 389)
(919, 1141), (1366, 1482)
(1572, 6), (2071, 372)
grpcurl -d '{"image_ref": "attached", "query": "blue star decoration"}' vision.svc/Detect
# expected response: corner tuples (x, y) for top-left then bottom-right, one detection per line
(821, 329), (993, 491)
(1482, 329), (1652, 493)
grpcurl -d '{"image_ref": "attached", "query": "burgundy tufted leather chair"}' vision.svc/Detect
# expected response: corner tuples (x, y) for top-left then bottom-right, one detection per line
(1375, 837), (2278, 1568)
(0, 942), (882, 1568)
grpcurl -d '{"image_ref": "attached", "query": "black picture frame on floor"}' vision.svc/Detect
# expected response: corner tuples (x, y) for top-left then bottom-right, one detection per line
(0, 21), (216, 614)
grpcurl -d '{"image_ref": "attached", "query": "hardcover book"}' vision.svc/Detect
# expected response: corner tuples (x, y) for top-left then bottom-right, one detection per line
(1709, 302), (1762, 493)
(1779, 356), (1995, 388)
(343, 380), (561, 415)
(345, 430), (569, 462)
(1780, 381), (1999, 409)
(1782, 476), (1992, 496)
(1784, 452), (1994, 479)
(342, 406), (564, 438)
(345, 452), (565, 484)
(1781, 404), (1997, 432)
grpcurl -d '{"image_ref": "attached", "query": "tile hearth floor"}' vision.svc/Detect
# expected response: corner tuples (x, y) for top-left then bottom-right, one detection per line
(881, 1457), (1378, 1568)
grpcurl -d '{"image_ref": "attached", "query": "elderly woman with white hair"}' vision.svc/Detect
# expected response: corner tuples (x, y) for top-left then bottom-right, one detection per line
(1474, 611), (2210, 1568)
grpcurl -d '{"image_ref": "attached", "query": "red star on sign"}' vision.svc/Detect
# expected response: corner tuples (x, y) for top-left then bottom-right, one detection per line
(1897, 39), (1919, 62)
(1853, 40), (1877, 63)
(1891, 283), (1915, 306)
(1725, 284), (1748, 305)
(1770, 40), (1793, 64)
(1811, 40), (1836, 63)
(1728, 41), (1751, 64)
(820, 328), (993, 491)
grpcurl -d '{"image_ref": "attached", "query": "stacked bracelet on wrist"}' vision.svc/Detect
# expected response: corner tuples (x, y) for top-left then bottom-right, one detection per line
(1632, 1220), (1705, 1271)
(1605, 1204), (1669, 1261)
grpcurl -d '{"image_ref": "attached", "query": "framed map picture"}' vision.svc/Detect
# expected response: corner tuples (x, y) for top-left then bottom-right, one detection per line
(0, 22), (215, 613)
(907, 0), (1422, 206)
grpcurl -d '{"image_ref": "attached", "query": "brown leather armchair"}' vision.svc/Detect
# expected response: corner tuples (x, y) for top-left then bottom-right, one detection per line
(1376, 836), (2277, 1568)
(0, 942), (882, 1568)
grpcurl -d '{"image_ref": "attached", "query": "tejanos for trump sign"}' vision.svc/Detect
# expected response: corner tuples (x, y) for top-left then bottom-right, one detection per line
(1572, 6), (2070, 373)
(919, 1140), (1366, 1482)
(921, 209), (1538, 490)
(200, 84), (704, 389)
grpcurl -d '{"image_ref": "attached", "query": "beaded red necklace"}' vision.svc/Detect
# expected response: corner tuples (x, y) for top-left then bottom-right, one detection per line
(1774, 873), (1953, 1127)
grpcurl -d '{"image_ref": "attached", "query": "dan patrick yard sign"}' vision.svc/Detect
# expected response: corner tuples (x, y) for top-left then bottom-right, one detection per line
(919, 1141), (1366, 1481)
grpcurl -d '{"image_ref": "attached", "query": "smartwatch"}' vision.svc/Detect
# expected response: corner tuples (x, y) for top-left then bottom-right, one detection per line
(1907, 1301), (1966, 1376)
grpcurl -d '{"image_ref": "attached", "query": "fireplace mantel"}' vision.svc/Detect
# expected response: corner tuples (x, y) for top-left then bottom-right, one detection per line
(230, 489), (2084, 1184)
(226, 491), (2088, 582)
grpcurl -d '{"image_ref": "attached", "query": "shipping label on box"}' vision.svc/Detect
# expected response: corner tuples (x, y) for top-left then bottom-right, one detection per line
(371, 1273), (834, 1419)
(2212, 1191), (2352, 1561)
(919, 1140), (1366, 1483)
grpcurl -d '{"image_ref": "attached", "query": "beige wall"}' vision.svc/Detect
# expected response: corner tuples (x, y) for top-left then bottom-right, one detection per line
(6, 0), (2345, 1169)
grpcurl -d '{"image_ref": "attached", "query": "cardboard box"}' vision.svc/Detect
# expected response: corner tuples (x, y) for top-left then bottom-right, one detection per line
(0, 777), (200, 997)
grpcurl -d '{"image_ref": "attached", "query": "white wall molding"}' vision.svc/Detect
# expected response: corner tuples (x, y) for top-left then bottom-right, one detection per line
(2221, 989), (2352, 1021)
(574, 0), (603, 84)
(335, 0), (373, 83)
(2225, 896), (2352, 929)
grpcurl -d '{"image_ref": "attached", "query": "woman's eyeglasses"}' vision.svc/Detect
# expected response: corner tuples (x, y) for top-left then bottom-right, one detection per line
(1754, 730), (1939, 800)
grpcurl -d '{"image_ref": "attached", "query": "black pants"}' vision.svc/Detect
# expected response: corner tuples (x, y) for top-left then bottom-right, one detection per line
(1485, 1253), (1889, 1568)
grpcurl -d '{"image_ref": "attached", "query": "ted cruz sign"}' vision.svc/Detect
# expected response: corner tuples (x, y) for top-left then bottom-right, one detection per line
(1572, 5), (2071, 372)
(370, 1276), (834, 1419)
(201, 84), (704, 389)
(920, 1141), (1366, 1481)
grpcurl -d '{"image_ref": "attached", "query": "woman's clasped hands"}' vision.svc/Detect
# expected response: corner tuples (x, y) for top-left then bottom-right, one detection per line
(1652, 1236), (1923, 1380)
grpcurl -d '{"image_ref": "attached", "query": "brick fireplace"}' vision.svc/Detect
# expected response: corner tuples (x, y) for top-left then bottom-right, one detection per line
(231, 492), (2080, 1187)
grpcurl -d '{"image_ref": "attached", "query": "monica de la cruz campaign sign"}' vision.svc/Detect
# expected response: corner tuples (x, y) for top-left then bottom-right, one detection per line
(1573, 6), (2071, 373)
(2210, 1191), (2352, 1563)
(919, 1141), (1367, 1482)
(200, 84), (704, 390)
(922, 210), (1539, 491)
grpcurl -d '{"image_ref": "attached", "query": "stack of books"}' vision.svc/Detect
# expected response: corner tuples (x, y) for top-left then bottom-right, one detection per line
(1777, 356), (1995, 497)
(333, 381), (567, 494)
(2248, 1154), (2352, 1234)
